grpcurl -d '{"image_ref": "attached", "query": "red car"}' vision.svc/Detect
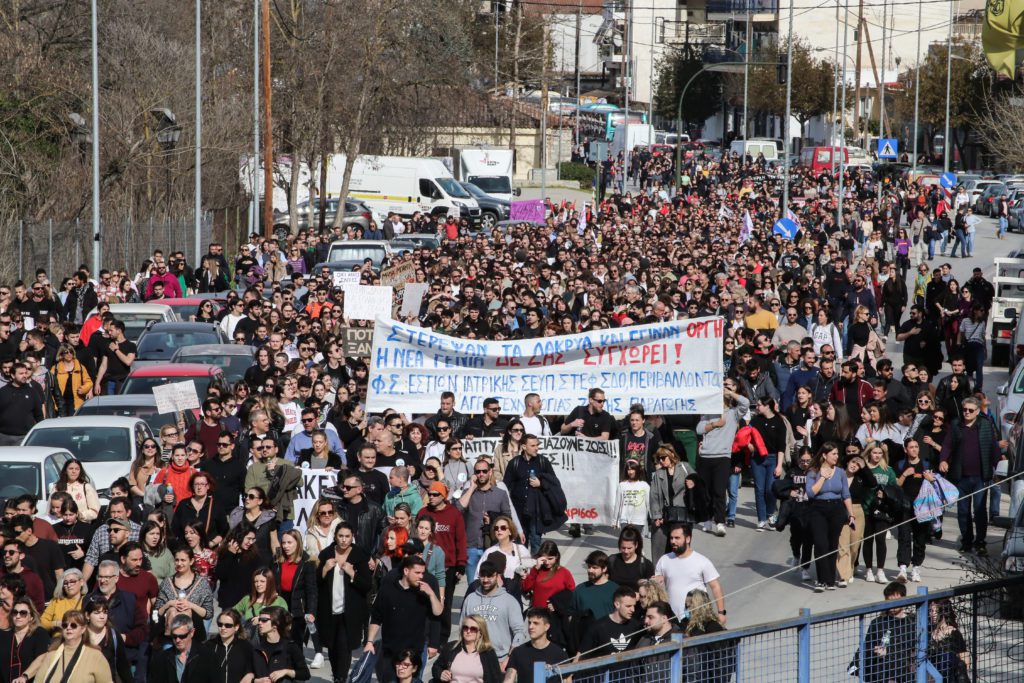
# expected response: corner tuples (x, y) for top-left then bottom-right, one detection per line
(120, 363), (228, 399)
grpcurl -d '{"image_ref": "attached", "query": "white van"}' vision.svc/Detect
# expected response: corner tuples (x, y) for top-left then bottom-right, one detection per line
(729, 139), (779, 162)
(344, 155), (480, 221)
(455, 149), (517, 202)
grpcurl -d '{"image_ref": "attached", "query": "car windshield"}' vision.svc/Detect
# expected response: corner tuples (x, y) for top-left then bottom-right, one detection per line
(327, 245), (386, 264)
(467, 177), (512, 195)
(121, 315), (166, 341)
(137, 332), (220, 359)
(436, 177), (471, 198)
(176, 354), (252, 382)
(121, 375), (213, 397)
(0, 462), (42, 501)
(23, 427), (131, 463)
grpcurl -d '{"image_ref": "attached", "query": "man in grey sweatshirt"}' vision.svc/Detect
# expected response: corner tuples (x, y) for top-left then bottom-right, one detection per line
(459, 560), (527, 662)
(695, 379), (750, 537)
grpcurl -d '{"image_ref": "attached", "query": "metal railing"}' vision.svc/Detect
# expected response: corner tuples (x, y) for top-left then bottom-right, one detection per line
(706, 0), (780, 16)
(535, 575), (1024, 682)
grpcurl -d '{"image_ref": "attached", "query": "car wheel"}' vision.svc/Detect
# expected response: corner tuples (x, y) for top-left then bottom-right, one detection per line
(272, 224), (290, 241)
(480, 211), (498, 230)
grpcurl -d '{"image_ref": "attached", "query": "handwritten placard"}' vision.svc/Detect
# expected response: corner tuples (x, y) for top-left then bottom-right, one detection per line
(332, 271), (361, 289)
(152, 380), (201, 415)
(343, 285), (394, 321)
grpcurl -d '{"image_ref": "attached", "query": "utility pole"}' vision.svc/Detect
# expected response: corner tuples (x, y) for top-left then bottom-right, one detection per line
(878, 0), (887, 144)
(852, 0), (864, 151)
(575, 0), (581, 146)
(831, 2), (840, 178)
(782, 0), (794, 216)
(943, 0), (953, 173)
(494, 0), (500, 92)
(194, 0), (202, 260)
(622, 0), (631, 183)
(837, 0), (849, 229)
(541, 25), (549, 200)
(251, 0), (259, 235)
(261, 0), (273, 238)
(911, 0), (922, 177)
(743, 10), (751, 141)
(90, 0), (100, 276)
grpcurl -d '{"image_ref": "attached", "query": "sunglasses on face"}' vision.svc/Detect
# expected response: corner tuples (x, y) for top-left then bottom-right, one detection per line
(171, 632), (192, 640)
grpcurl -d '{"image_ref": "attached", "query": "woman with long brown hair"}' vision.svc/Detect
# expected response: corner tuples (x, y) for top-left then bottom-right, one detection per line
(271, 530), (322, 669)
(13, 610), (111, 683)
(0, 597), (50, 683)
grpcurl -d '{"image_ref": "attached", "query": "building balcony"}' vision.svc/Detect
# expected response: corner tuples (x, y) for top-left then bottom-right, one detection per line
(705, 0), (778, 22)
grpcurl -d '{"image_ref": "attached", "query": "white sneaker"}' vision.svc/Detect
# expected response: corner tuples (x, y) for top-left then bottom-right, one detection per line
(310, 653), (324, 669)
(756, 521), (768, 532)
(875, 569), (888, 583)
(847, 575), (855, 584)
(896, 566), (908, 584)
(701, 521), (712, 534)
(714, 523), (727, 537)
(836, 579), (847, 588)
(864, 569), (876, 583)
(800, 569), (812, 582)
(787, 556), (797, 567)
(910, 567), (921, 583)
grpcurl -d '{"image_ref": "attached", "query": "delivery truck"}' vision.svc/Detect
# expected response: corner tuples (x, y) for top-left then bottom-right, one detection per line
(436, 147), (517, 202)
(610, 123), (655, 157)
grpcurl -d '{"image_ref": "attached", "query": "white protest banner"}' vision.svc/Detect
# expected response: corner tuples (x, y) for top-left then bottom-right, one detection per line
(332, 271), (361, 289)
(293, 468), (340, 535)
(343, 285), (394, 321)
(152, 380), (200, 414)
(399, 282), (429, 318)
(367, 316), (724, 416)
(462, 436), (619, 525)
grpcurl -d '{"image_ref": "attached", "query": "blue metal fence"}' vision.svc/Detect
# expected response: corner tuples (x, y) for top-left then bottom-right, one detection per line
(534, 575), (1024, 682)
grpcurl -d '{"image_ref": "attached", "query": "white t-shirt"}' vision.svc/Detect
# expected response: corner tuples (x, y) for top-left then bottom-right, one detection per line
(519, 414), (549, 437)
(279, 401), (301, 432)
(655, 550), (720, 619)
(616, 481), (650, 527)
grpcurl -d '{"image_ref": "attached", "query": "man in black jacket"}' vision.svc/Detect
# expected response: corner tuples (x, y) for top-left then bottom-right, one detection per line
(0, 362), (43, 445)
(335, 473), (386, 556)
(149, 614), (219, 683)
(62, 270), (99, 325)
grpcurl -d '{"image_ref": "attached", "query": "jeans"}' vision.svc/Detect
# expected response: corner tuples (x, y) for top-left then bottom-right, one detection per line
(465, 546), (484, 585)
(999, 216), (1008, 237)
(965, 231), (975, 256)
(927, 236), (936, 260)
(989, 481), (1001, 519)
(964, 341), (986, 391)
(727, 471), (740, 521)
(751, 456), (778, 522)
(520, 514), (543, 555)
(950, 229), (967, 257)
(955, 476), (988, 548)
(939, 230), (949, 255)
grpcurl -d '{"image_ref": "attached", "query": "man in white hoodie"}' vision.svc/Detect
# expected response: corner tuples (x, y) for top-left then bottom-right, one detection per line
(459, 559), (527, 665)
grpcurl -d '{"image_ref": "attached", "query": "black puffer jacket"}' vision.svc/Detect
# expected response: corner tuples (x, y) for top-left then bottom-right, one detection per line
(272, 552), (318, 618)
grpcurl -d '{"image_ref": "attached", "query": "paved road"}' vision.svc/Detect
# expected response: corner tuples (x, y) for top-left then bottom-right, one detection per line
(300, 214), (1015, 681)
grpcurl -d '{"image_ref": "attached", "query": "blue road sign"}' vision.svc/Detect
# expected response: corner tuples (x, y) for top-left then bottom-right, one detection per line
(773, 218), (797, 240)
(877, 138), (898, 159)
(940, 172), (957, 190)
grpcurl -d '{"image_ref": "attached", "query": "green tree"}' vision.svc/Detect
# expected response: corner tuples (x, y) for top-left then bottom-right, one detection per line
(653, 47), (724, 132)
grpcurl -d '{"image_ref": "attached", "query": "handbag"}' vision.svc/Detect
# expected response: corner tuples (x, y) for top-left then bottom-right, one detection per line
(663, 506), (695, 524)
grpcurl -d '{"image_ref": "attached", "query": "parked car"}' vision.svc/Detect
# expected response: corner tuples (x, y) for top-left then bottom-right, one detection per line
(459, 181), (510, 230)
(21, 417), (152, 500)
(272, 197), (374, 238)
(1008, 198), (1024, 233)
(170, 343), (256, 383)
(75, 394), (199, 434)
(0, 447), (74, 515)
(147, 297), (223, 322)
(975, 183), (1008, 215)
(134, 322), (229, 366)
(998, 355), (1024, 439)
(85, 304), (175, 342)
(313, 239), (393, 274)
(392, 233), (440, 250)
(120, 363), (228, 398)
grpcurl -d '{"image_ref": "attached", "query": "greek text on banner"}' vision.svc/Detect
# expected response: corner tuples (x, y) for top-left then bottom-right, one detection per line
(366, 316), (724, 416)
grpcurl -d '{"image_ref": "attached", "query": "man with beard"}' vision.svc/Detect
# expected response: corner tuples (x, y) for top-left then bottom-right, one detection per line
(896, 305), (944, 378)
(117, 542), (158, 682)
(654, 523), (726, 624)
(829, 360), (874, 428)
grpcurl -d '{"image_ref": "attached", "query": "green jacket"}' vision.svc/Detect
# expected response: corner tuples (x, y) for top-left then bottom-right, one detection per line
(233, 594), (288, 622)
(383, 484), (423, 518)
(244, 459), (303, 522)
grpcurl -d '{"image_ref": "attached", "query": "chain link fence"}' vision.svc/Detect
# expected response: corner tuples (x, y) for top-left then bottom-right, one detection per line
(536, 576), (1024, 682)
(1, 215), (213, 283)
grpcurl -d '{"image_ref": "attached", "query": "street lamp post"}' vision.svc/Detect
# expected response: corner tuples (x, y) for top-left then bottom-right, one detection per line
(943, 0), (954, 173)
(90, 0), (100, 276)
(781, 0), (795, 216)
(912, 0), (922, 177)
(194, 0), (202, 265)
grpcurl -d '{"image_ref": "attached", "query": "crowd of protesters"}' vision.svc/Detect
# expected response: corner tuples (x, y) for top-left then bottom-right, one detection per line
(0, 143), (1011, 682)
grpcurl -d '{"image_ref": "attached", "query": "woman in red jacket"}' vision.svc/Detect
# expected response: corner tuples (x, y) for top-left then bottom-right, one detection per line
(521, 540), (575, 610)
(151, 443), (196, 512)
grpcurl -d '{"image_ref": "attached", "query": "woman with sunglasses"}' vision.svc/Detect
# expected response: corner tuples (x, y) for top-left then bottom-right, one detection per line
(441, 440), (472, 499)
(140, 520), (174, 582)
(316, 522), (371, 683)
(228, 487), (279, 565)
(129, 438), (160, 499)
(83, 596), (132, 683)
(431, 615), (502, 683)
(648, 444), (693, 560)
(40, 569), (86, 635)
(424, 420), (454, 463)
(417, 458), (444, 504)
(0, 597), (50, 683)
(253, 606), (310, 682)
(304, 499), (339, 557)
(13, 610), (111, 683)
(207, 608), (256, 682)
(492, 420), (526, 480)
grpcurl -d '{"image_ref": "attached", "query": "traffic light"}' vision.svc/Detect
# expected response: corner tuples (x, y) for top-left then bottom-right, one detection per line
(777, 63), (787, 85)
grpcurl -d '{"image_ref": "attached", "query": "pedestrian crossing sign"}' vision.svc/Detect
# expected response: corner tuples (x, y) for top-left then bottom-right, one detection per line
(877, 138), (898, 159)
